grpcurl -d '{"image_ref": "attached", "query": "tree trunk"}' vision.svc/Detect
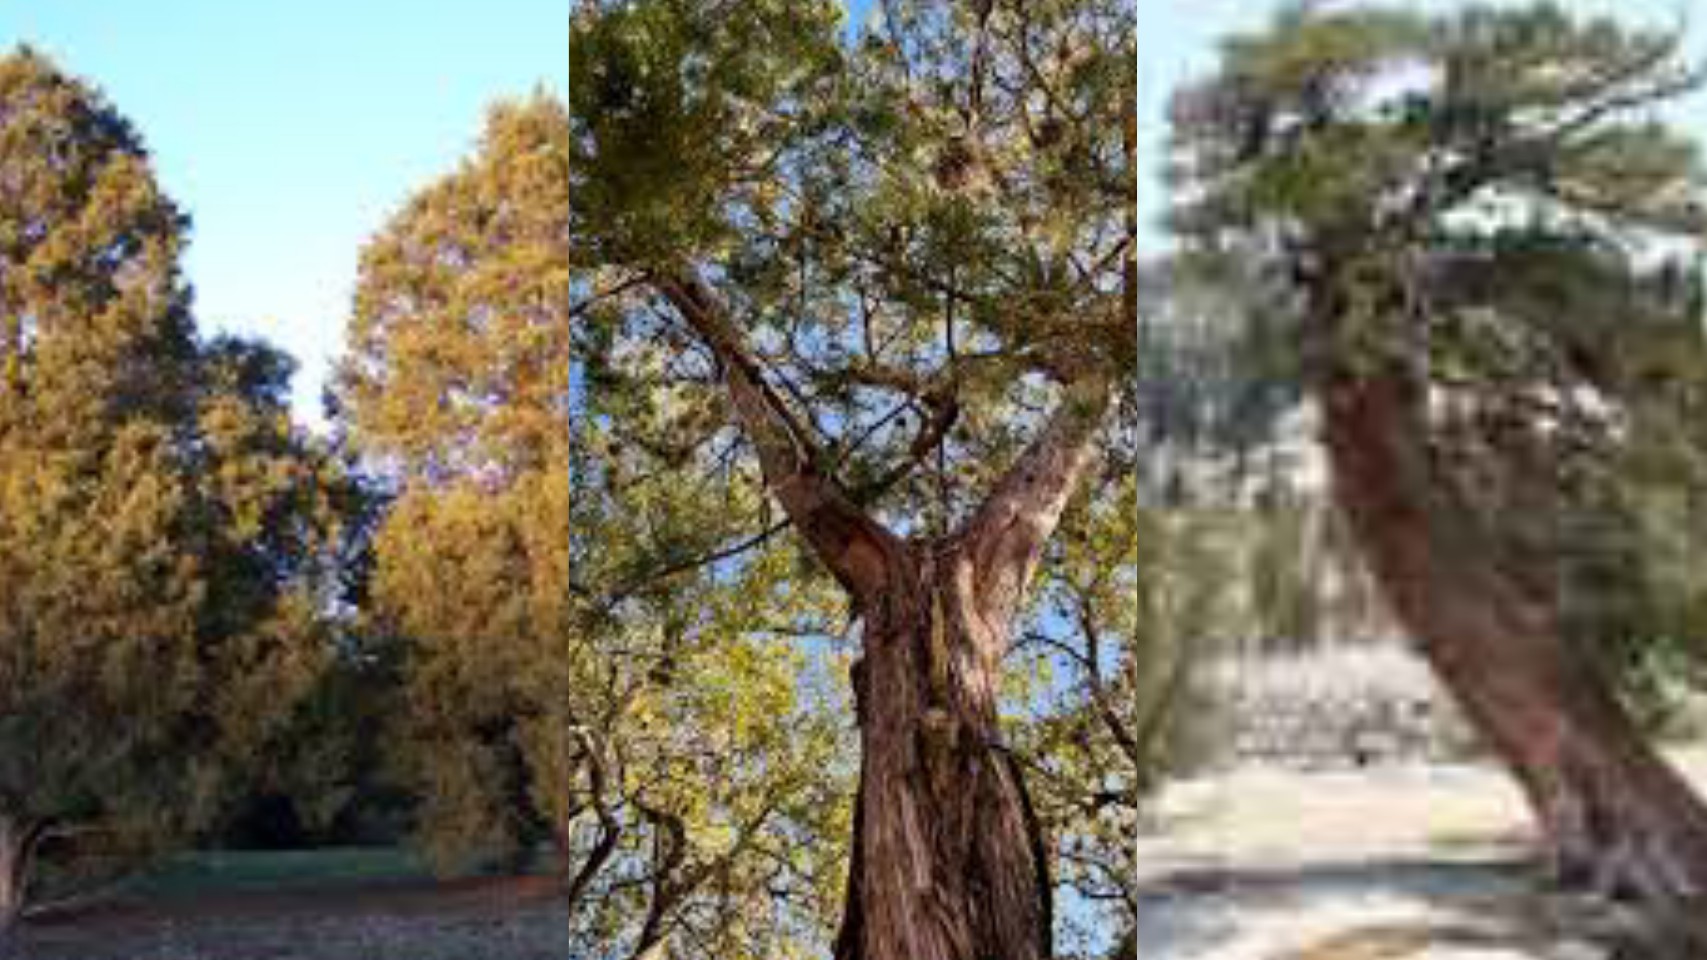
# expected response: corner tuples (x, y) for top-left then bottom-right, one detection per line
(0, 817), (36, 951)
(654, 270), (1102, 960)
(1320, 368), (1707, 941)
(834, 543), (1050, 960)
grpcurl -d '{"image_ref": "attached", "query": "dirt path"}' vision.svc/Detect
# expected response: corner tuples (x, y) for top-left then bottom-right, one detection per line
(1136, 754), (1707, 959)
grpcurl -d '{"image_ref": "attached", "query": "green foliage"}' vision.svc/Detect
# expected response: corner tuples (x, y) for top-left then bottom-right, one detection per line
(1171, 2), (1706, 238)
(0, 47), (349, 902)
(570, 0), (845, 263)
(577, 0), (1136, 535)
(571, 201), (856, 955)
(1170, 2), (1707, 723)
(573, 0), (1137, 949)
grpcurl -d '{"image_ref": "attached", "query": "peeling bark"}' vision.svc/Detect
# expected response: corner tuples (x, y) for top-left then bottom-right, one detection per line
(837, 545), (1050, 960)
(966, 375), (1113, 625)
(1321, 366), (1707, 944)
(653, 267), (1113, 960)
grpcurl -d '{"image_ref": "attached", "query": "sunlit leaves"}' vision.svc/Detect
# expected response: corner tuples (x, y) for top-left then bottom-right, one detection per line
(343, 95), (570, 480)
(0, 48), (348, 892)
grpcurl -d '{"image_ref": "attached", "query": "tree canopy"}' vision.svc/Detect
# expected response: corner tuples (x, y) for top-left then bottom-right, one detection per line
(0, 46), (353, 930)
(572, 1), (1137, 955)
(1168, 1), (1707, 942)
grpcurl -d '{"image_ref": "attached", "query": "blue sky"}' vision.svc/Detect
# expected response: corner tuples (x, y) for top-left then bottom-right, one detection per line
(5, 2), (569, 424)
(1138, 0), (1707, 251)
(10, 1), (1696, 423)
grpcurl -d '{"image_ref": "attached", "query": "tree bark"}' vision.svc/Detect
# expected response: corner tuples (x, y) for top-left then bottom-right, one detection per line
(830, 371), (1108, 960)
(0, 817), (40, 951)
(653, 268), (1113, 960)
(1320, 366), (1707, 941)
(834, 543), (1051, 960)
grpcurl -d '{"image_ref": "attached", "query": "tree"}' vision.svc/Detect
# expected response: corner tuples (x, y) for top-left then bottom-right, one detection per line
(340, 90), (855, 959)
(572, 1), (1136, 956)
(569, 263), (856, 955)
(336, 93), (576, 875)
(207, 351), (398, 853)
(1170, 1), (1707, 941)
(0, 48), (347, 938)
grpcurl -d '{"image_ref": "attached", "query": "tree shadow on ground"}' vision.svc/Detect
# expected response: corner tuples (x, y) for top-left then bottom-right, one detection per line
(1134, 852), (1599, 958)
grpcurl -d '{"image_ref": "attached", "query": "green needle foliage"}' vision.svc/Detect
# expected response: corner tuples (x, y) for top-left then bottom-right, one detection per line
(574, 0), (1137, 952)
(1169, 1), (1707, 721)
(0, 47), (351, 922)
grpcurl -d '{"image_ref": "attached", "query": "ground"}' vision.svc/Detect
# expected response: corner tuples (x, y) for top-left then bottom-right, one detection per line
(10, 849), (564, 960)
(1135, 752), (1707, 959)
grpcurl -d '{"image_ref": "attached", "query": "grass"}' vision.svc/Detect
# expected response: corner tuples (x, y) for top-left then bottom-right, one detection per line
(121, 847), (437, 897)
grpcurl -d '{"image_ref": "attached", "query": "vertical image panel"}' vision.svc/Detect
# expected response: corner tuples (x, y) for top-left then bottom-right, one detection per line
(1139, 2), (1707, 958)
(572, 1), (1137, 957)
(0, 3), (571, 958)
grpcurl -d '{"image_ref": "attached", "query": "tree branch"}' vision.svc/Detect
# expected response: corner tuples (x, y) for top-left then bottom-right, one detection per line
(564, 729), (621, 919)
(629, 802), (689, 960)
(962, 374), (1112, 625)
(849, 390), (960, 506)
(1077, 605), (1143, 772)
(570, 272), (647, 320)
(599, 519), (793, 612)
(651, 268), (901, 602)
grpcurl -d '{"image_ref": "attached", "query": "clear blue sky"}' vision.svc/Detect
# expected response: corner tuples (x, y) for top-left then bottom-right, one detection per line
(1139, 0), (1707, 252)
(5, 2), (570, 424)
(13, 1), (1693, 424)
(849, 0), (876, 32)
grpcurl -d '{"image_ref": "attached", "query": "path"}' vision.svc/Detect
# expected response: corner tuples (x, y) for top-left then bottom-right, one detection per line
(1135, 754), (1707, 959)
(14, 875), (564, 960)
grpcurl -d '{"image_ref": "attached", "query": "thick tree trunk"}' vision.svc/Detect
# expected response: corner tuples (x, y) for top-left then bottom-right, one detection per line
(655, 270), (1103, 960)
(1321, 369), (1707, 940)
(834, 543), (1050, 960)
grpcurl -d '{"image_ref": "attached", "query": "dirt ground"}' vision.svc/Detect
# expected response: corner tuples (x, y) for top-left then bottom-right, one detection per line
(12, 875), (565, 960)
(1135, 753), (1707, 960)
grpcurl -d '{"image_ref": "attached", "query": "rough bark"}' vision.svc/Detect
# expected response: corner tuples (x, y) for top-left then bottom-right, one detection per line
(827, 374), (1108, 960)
(655, 268), (1112, 960)
(835, 543), (1051, 960)
(1320, 366), (1707, 943)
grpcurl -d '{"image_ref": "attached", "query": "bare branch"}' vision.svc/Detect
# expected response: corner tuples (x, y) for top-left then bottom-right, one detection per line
(564, 729), (622, 920)
(651, 268), (902, 602)
(962, 374), (1113, 625)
